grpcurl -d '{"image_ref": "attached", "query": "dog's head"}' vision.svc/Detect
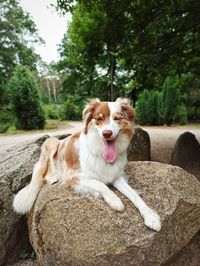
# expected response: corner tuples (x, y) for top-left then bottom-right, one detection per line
(83, 98), (135, 163)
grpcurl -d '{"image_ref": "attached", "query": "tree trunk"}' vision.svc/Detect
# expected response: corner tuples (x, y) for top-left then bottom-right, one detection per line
(52, 79), (57, 103)
(46, 78), (51, 103)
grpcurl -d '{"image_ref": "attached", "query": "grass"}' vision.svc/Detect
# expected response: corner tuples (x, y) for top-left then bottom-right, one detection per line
(0, 119), (73, 135)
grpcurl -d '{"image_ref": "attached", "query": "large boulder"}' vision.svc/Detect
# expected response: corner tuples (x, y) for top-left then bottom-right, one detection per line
(0, 136), (49, 265)
(165, 230), (200, 266)
(128, 128), (151, 161)
(170, 131), (200, 168)
(28, 161), (200, 266)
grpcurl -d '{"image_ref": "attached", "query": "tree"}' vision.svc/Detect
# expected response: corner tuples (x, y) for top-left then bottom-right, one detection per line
(7, 65), (45, 130)
(57, 0), (132, 101)
(56, 0), (200, 100)
(0, 0), (43, 105)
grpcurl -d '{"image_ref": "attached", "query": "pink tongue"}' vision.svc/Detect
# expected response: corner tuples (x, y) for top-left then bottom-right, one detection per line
(102, 139), (117, 163)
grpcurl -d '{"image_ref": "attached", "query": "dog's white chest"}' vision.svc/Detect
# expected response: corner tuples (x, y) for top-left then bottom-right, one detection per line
(78, 133), (127, 184)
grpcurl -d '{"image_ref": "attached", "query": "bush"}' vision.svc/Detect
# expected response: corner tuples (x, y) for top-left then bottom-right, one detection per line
(0, 123), (10, 133)
(60, 96), (81, 120)
(136, 89), (149, 125)
(136, 90), (163, 125)
(175, 105), (188, 125)
(43, 104), (60, 119)
(162, 76), (180, 125)
(7, 65), (45, 130)
(0, 107), (13, 133)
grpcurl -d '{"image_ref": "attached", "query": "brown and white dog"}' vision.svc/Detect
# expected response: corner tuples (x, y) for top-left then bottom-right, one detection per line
(13, 98), (161, 231)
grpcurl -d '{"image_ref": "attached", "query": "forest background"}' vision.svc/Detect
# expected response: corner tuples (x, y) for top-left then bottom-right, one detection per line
(0, 0), (199, 132)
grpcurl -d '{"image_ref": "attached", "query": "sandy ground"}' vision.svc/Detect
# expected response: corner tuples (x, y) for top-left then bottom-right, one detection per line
(1, 121), (199, 164)
(0, 121), (83, 155)
(3, 121), (200, 266)
(141, 125), (200, 163)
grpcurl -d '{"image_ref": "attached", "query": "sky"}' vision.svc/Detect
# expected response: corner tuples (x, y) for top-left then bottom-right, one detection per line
(19, 0), (72, 63)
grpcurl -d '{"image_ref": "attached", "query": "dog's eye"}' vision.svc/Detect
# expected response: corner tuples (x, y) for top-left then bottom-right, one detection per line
(113, 116), (121, 121)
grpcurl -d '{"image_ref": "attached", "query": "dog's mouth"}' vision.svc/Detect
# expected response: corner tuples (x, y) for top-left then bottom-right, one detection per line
(102, 138), (117, 163)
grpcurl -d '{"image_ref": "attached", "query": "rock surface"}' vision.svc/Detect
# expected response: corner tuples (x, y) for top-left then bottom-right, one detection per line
(28, 161), (200, 266)
(165, 230), (200, 266)
(128, 128), (151, 161)
(170, 131), (200, 168)
(0, 136), (49, 265)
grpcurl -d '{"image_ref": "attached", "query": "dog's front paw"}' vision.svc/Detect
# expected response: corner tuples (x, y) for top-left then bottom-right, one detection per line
(143, 208), (161, 232)
(104, 192), (125, 212)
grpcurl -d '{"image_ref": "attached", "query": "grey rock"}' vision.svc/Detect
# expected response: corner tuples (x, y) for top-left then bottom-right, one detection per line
(28, 161), (200, 266)
(170, 131), (200, 168)
(0, 135), (48, 265)
(128, 128), (151, 161)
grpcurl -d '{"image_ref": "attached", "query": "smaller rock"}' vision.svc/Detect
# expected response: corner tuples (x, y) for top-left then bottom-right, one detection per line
(170, 131), (200, 168)
(128, 127), (151, 161)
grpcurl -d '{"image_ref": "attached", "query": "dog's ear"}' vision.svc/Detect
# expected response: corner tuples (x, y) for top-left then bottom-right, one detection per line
(116, 98), (135, 122)
(83, 98), (100, 134)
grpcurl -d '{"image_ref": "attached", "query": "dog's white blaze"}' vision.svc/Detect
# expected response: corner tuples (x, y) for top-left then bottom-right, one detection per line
(95, 102), (121, 139)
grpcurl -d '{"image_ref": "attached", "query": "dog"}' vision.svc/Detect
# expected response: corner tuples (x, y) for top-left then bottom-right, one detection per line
(13, 98), (161, 231)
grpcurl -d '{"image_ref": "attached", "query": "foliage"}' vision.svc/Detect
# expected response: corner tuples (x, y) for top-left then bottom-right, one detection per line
(0, 106), (13, 133)
(162, 76), (180, 125)
(136, 90), (164, 125)
(175, 105), (188, 125)
(136, 76), (182, 125)
(0, 0), (42, 106)
(136, 90), (150, 125)
(43, 104), (60, 119)
(7, 65), (45, 130)
(56, 0), (200, 106)
(60, 96), (81, 120)
(20, 249), (36, 260)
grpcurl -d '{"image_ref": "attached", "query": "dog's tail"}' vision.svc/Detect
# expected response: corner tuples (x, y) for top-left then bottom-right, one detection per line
(13, 137), (59, 214)
(13, 160), (47, 214)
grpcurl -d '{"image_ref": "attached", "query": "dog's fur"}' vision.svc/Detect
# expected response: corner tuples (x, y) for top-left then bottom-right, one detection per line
(13, 98), (161, 231)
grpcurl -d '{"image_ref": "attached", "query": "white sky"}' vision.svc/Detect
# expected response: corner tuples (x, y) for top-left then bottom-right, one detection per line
(19, 0), (72, 63)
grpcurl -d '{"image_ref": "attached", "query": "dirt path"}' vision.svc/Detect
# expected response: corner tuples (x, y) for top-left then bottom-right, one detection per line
(0, 122), (200, 165)
(142, 126), (200, 163)
(0, 122), (83, 155)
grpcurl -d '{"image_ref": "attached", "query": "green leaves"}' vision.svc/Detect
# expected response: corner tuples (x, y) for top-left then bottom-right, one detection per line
(7, 65), (45, 130)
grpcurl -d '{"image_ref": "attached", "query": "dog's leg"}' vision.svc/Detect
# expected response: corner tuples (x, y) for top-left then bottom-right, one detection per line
(74, 179), (125, 212)
(113, 177), (161, 231)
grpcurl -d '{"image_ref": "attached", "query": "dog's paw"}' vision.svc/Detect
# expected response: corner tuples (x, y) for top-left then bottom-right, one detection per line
(104, 193), (125, 212)
(143, 208), (161, 232)
(46, 174), (60, 185)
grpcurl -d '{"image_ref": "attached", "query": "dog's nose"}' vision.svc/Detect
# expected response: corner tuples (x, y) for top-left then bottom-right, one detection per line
(102, 130), (113, 139)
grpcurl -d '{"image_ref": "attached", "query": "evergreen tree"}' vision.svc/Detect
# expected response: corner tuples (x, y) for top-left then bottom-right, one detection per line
(162, 76), (180, 125)
(7, 65), (45, 130)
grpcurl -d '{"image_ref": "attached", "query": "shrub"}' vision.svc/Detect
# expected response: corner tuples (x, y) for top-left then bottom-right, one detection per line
(7, 65), (45, 130)
(60, 96), (81, 120)
(136, 90), (163, 125)
(136, 89), (149, 124)
(43, 104), (60, 119)
(162, 76), (180, 125)
(0, 107), (14, 133)
(175, 105), (188, 125)
(0, 123), (10, 133)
